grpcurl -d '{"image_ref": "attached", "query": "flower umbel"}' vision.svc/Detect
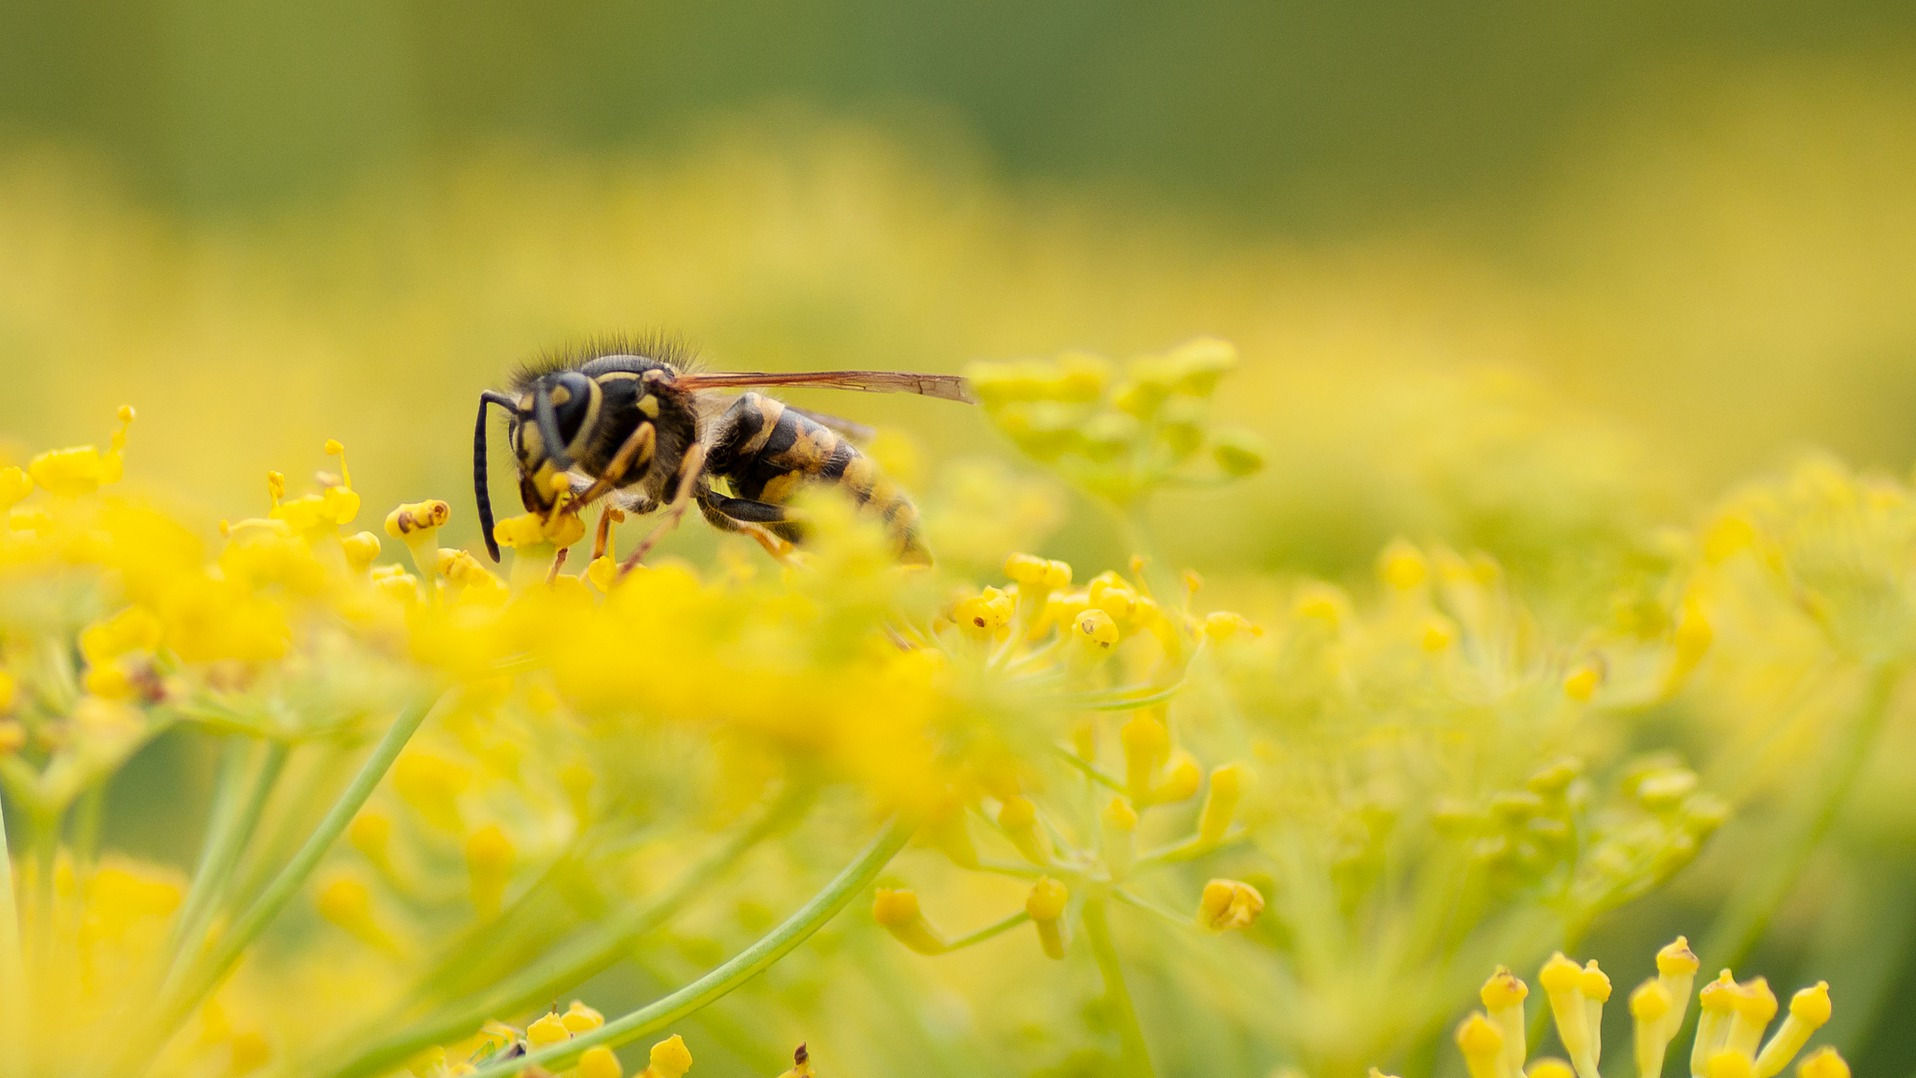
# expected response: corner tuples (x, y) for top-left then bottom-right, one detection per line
(1448, 939), (1839, 1078)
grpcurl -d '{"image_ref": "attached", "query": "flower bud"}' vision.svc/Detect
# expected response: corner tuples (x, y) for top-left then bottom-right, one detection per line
(1196, 879), (1264, 931)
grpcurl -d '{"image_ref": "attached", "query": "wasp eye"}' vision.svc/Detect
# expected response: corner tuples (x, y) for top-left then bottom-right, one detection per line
(552, 372), (593, 446)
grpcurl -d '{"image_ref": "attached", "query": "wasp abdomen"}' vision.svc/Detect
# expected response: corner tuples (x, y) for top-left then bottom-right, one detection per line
(707, 393), (926, 559)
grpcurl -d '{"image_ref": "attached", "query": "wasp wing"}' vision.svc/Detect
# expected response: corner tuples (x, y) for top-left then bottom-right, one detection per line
(669, 369), (975, 404)
(784, 406), (876, 443)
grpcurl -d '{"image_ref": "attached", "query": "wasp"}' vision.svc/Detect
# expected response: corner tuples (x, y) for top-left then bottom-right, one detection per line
(473, 337), (973, 568)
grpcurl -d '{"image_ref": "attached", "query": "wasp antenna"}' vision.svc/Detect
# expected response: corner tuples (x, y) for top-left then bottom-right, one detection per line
(474, 391), (515, 562)
(533, 384), (572, 472)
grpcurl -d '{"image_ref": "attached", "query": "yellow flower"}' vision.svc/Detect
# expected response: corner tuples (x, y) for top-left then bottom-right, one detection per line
(1195, 879), (1264, 931)
(1451, 941), (1841, 1078)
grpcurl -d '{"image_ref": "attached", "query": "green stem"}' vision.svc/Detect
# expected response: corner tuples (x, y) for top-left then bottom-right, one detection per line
(69, 784), (106, 878)
(462, 816), (915, 1078)
(319, 785), (812, 1078)
(164, 737), (289, 979)
(1082, 897), (1156, 1078)
(118, 696), (439, 1074)
(1133, 828), (1249, 869)
(25, 799), (61, 970)
(1051, 745), (1126, 793)
(943, 910), (1031, 951)
(1072, 679), (1189, 712)
(1702, 661), (1900, 969)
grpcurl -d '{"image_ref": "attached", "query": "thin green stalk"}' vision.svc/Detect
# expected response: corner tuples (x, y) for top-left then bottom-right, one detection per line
(1653, 662), (1905, 1066)
(1083, 897), (1157, 1078)
(320, 785), (813, 1078)
(1051, 745), (1126, 792)
(163, 738), (287, 977)
(25, 799), (60, 969)
(69, 784), (106, 878)
(114, 696), (439, 1075)
(1702, 661), (1900, 968)
(462, 816), (915, 1078)
(943, 910), (1030, 951)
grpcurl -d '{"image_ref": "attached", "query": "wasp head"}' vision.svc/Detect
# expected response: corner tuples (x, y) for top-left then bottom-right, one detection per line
(475, 369), (596, 562)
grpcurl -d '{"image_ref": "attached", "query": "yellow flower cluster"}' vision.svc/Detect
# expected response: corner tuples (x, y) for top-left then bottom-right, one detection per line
(1053, 537), (1732, 1075)
(0, 385), (1907, 1078)
(0, 406), (1266, 1077)
(412, 1004), (684, 1078)
(873, 551), (1265, 965)
(967, 339), (1266, 506)
(1446, 938), (1842, 1078)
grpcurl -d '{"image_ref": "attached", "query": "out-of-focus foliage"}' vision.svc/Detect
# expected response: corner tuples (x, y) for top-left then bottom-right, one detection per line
(3, 8), (1916, 1076)
(2, 55), (1916, 591)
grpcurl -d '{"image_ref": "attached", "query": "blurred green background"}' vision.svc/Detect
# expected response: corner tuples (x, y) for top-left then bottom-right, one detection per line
(4, 1), (1916, 578)
(3, 2), (1912, 231)
(5, 4), (1916, 1075)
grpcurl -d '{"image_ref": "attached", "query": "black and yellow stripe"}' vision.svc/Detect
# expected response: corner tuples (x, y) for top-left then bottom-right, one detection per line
(706, 392), (927, 560)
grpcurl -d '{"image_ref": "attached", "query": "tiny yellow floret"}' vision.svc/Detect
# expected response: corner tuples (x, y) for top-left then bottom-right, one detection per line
(1202, 610), (1258, 641)
(1481, 966), (1529, 1011)
(872, 888), (920, 926)
(1074, 608), (1120, 649)
(1539, 952), (1583, 993)
(563, 1000), (606, 1034)
(1789, 982), (1831, 1026)
(1657, 936), (1700, 977)
(526, 1012), (571, 1048)
(1455, 1012), (1505, 1078)
(384, 500), (451, 539)
(1120, 715), (1170, 796)
(1631, 979), (1671, 1021)
(1579, 960), (1613, 1002)
(645, 1033), (693, 1078)
(1796, 1048), (1848, 1078)
(577, 1045), (624, 1078)
(1562, 662), (1602, 701)
(1196, 879), (1264, 931)
(1198, 763), (1244, 844)
(1377, 539), (1429, 591)
(1027, 876), (1069, 959)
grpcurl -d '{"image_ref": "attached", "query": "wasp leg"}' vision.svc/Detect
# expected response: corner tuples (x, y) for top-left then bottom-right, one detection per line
(698, 492), (800, 560)
(590, 505), (626, 561)
(576, 421), (656, 505)
(618, 442), (707, 576)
